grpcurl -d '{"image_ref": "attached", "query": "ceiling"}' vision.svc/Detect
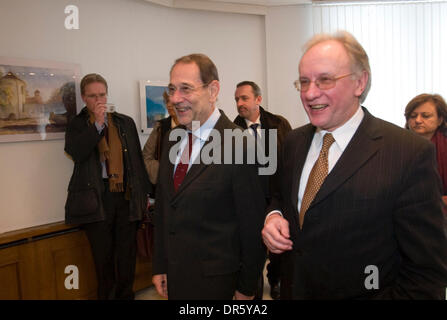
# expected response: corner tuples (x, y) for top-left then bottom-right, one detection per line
(197, 0), (310, 5)
(144, 0), (404, 15)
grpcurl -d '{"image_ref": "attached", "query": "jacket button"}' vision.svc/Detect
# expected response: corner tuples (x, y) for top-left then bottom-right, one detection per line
(124, 149), (127, 152)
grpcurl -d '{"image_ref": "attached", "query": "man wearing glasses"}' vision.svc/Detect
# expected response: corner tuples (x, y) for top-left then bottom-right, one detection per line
(64, 73), (151, 299)
(262, 31), (447, 299)
(152, 54), (266, 299)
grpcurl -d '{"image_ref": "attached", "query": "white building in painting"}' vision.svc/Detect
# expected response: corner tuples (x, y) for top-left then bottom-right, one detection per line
(0, 72), (27, 119)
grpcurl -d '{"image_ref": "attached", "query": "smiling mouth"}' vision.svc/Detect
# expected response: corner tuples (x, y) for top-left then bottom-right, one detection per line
(309, 104), (328, 110)
(175, 106), (191, 114)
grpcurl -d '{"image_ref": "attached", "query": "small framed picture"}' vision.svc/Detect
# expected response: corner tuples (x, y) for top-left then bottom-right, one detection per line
(139, 80), (168, 134)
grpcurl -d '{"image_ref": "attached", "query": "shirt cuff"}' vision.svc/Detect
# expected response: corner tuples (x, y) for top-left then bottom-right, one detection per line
(265, 210), (283, 225)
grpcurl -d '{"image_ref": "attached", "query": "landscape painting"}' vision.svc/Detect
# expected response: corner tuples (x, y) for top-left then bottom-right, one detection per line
(0, 57), (81, 143)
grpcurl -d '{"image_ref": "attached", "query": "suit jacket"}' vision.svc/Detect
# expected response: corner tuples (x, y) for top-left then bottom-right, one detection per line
(234, 106), (292, 158)
(269, 107), (447, 299)
(64, 107), (151, 225)
(234, 106), (292, 201)
(153, 110), (266, 299)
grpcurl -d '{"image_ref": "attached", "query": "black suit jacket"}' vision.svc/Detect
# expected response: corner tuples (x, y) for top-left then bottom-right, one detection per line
(234, 106), (292, 201)
(269, 107), (447, 299)
(153, 110), (266, 299)
(234, 106), (292, 158)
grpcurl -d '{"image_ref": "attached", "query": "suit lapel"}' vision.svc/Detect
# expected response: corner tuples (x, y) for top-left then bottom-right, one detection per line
(171, 111), (230, 200)
(310, 109), (383, 208)
(259, 107), (270, 156)
(166, 135), (180, 200)
(291, 125), (315, 215)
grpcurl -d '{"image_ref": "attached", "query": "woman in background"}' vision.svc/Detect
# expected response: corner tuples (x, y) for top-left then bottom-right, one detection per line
(405, 93), (447, 206)
(143, 91), (179, 186)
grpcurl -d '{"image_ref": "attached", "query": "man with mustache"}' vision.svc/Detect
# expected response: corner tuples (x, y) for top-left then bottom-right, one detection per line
(152, 54), (266, 300)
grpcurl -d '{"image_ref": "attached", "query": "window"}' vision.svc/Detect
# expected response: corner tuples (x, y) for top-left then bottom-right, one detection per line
(312, 1), (447, 127)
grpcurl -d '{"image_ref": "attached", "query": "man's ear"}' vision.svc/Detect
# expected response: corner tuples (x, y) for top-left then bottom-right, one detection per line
(354, 70), (368, 98)
(208, 80), (220, 103)
(256, 95), (262, 106)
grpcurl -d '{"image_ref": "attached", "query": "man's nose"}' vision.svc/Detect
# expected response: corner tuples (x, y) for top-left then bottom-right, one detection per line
(169, 90), (183, 104)
(303, 81), (322, 100)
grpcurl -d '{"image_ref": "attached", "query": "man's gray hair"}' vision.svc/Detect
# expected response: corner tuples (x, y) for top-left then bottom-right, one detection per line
(303, 31), (371, 103)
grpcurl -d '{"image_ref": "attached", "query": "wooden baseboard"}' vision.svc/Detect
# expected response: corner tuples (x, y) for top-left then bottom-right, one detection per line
(0, 222), (152, 299)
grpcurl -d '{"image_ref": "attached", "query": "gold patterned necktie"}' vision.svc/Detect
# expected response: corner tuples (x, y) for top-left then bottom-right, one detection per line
(299, 133), (335, 229)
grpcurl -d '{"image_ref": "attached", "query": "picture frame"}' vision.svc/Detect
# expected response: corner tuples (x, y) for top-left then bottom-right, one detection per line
(0, 57), (81, 143)
(139, 80), (169, 134)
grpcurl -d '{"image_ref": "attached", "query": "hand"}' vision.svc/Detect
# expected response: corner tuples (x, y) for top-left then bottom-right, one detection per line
(93, 101), (106, 126)
(234, 290), (254, 300)
(262, 213), (293, 254)
(442, 196), (447, 206)
(152, 274), (168, 298)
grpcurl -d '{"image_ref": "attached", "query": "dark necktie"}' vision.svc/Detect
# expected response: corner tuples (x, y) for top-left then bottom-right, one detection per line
(249, 123), (259, 141)
(173, 132), (193, 192)
(299, 133), (335, 229)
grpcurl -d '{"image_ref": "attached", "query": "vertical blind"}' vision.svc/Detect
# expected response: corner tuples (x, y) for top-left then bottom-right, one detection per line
(312, 1), (447, 127)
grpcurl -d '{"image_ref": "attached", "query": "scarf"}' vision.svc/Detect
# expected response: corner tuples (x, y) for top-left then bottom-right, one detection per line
(88, 111), (124, 192)
(431, 129), (447, 195)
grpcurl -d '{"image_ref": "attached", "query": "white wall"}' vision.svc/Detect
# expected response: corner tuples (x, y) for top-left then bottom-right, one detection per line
(265, 4), (313, 128)
(0, 0), (267, 233)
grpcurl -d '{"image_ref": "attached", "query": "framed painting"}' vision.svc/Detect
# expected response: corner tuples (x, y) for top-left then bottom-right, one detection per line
(0, 57), (81, 143)
(139, 80), (168, 134)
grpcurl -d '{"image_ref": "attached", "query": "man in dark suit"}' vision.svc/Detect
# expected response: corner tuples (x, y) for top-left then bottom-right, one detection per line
(152, 54), (266, 300)
(262, 31), (447, 299)
(234, 81), (292, 299)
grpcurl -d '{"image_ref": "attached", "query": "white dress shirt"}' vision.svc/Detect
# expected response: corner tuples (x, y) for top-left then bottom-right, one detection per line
(297, 107), (364, 211)
(244, 115), (261, 139)
(266, 106), (364, 221)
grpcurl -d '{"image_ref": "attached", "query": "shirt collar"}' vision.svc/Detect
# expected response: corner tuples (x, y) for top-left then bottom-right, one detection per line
(315, 107), (364, 152)
(191, 106), (221, 142)
(244, 114), (261, 128)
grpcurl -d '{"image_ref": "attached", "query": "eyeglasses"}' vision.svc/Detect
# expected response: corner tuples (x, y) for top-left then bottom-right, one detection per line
(85, 93), (107, 99)
(167, 82), (210, 97)
(294, 73), (353, 92)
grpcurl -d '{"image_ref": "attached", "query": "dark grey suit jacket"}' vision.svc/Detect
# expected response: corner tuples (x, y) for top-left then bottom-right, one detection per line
(269, 107), (447, 299)
(153, 110), (266, 299)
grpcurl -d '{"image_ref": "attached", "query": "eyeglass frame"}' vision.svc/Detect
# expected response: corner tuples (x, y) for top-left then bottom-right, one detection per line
(84, 92), (107, 99)
(166, 81), (211, 97)
(293, 73), (354, 92)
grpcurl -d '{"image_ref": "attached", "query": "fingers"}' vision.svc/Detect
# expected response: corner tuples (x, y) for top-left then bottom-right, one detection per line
(262, 215), (293, 253)
(152, 274), (168, 298)
(93, 102), (106, 124)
